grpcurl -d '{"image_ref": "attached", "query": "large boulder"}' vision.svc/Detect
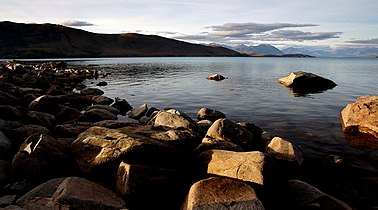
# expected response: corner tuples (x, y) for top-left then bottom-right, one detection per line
(55, 106), (85, 124)
(341, 96), (378, 139)
(11, 134), (74, 182)
(153, 109), (197, 131)
(279, 71), (337, 94)
(116, 162), (187, 209)
(71, 126), (189, 175)
(200, 150), (279, 186)
(287, 180), (352, 210)
(16, 177), (125, 210)
(182, 177), (265, 210)
(197, 107), (226, 122)
(28, 95), (61, 115)
(205, 118), (258, 150)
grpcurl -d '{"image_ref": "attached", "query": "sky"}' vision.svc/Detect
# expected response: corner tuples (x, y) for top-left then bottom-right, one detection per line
(1, 0), (377, 50)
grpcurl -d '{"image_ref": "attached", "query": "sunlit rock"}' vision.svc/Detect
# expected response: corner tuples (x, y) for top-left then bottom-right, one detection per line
(197, 107), (226, 122)
(266, 137), (304, 166)
(182, 177), (265, 210)
(341, 95), (378, 139)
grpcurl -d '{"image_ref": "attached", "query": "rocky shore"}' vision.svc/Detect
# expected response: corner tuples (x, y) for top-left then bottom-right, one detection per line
(0, 60), (366, 209)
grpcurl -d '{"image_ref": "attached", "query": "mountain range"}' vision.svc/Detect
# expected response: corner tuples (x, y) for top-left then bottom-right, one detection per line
(0, 21), (241, 58)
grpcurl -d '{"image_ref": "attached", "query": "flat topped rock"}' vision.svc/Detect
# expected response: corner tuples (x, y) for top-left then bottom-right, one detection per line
(341, 95), (378, 139)
(279, 71), (336, 94)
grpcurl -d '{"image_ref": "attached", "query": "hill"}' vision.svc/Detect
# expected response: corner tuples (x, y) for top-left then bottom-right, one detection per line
(232, 44), (284, 55)
(0, 21), (242, 58)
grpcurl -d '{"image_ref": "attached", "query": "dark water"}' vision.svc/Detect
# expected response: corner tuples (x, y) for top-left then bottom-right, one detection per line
(68, 57), (378, 209)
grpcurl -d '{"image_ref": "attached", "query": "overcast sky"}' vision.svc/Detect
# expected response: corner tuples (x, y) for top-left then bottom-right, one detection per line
(1, 0), (377, 49)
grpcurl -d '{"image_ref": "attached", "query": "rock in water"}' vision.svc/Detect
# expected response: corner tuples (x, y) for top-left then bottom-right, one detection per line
(182, 177), (265, 210)
(341, 95), (378, 139)
(278, 71), (336, 94)
(266, 137), (304, 166)
(197, 107), (226, 122)
(206, 74), (226, 81)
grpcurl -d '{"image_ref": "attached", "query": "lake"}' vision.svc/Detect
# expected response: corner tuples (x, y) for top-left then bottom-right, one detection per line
(67, 56), (377, 208)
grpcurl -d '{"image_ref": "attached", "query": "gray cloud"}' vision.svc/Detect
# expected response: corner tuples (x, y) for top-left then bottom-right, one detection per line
(60, 20), (95, 27)
(209, 22), (317, 37)
(347, 38), (378, 45)
(261, 30), (342, 41)
(171, 22), (342, 45)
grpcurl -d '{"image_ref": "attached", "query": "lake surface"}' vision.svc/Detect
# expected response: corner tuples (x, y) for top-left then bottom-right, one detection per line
(67, 57), (377, 208)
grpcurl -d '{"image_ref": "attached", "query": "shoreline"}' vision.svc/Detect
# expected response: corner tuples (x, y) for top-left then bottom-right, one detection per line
(0, 60), (376, 209)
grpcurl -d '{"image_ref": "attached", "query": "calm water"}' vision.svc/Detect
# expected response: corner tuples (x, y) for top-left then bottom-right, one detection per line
(68, 57), (377, 208)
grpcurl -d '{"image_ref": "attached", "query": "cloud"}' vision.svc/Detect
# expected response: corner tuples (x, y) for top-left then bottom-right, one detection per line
(261, 30), (342, 41)
(209, 22), (317, 37)
(60, 20), (95, 27)
(346, 38), (378, 45)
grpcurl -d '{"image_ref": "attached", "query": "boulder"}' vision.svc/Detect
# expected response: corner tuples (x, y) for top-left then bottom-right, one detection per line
(200, 150), (278, 186)
(206, 118), (257, 150)
(80, 87), (104, 96)
(0, 105), (22, 121)
(341, 96), (378, 139)
(127, 103), (148, 121)
(94, 120), (133, 129)
(278, 71), (337, 94)
(238, 122), (264, 142)
(150, 129), (201, 151)
(71, 126), (189, 175)
(11, 134), (74, 182)
(182, 177), (265, 210)
(84, 108), (118, 122)
(116, 162), (187, 209)
(287, 179), (352, 210)
(266, 137), (304, 166)
(206, 74), (226, 81)
(86, 104), (120, 115)
(153, 109), (197, 131)
(16, 177), (125, 210)
(55, 106), (85, 124)
(54, 122), (92, 138)
(25, 111), (57, 130)
(197, 107), (226, 122)
(194, 137), (244, 154)
(28, 95), (61, 115)
(92, 95), (114, 105)
(111, 97), (133, 115)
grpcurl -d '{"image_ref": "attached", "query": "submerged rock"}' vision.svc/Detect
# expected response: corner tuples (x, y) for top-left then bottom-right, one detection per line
(278, 71), (336, 94)
(341, 96), (378, 139)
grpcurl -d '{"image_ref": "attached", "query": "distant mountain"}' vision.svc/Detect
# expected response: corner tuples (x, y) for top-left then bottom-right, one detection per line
(232, 44), (284, 55)
(282, 46), (378, 58)
(0, 21), (242, 58)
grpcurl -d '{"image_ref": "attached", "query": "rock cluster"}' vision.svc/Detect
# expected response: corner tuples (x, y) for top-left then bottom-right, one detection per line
(0, 61), (352, 209)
